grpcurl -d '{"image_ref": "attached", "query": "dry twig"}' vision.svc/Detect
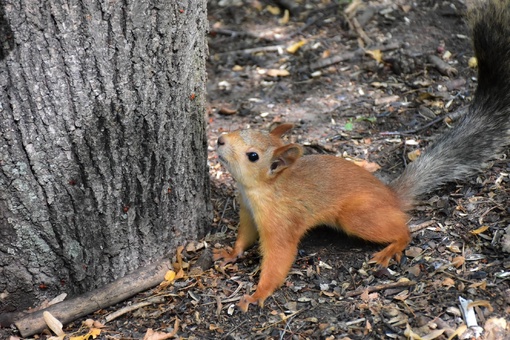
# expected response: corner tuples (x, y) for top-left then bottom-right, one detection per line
(345, 280), (416, 297)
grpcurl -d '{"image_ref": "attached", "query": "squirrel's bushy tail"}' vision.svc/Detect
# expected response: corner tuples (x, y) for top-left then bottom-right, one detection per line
(391, 0), (510, 207)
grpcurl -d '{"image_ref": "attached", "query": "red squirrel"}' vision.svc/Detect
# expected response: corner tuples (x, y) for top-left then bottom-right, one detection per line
(214, 0), (510, 312)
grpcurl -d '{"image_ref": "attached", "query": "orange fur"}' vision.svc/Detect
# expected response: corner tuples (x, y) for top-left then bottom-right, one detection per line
(214, 124), (411, 311)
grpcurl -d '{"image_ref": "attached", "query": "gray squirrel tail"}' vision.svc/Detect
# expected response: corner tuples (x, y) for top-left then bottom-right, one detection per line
(390, 0), (510, 208)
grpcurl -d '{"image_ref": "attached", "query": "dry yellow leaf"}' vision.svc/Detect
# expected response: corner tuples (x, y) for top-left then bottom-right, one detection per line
(279, 9), (290, 25)
(468, 56), (478, 68)
(407, 149), (421, 162)
(470, 225), (489, 235)
(447, 324), (467, 340)
(164, 270), (176, 282)
(70, 328), (102, 340)
(366, 49), (383, 63)
(265, 5), (280, 15)
(286, 39), (307, 54)
(90, 329), (101, 337)
(70, 336), (85, 340)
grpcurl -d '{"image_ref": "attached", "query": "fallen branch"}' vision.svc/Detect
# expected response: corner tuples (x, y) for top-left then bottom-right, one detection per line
(409, 220), (437, 234)
(380, 106), (469, 136)
(306, 42), (400, 72)
(216, 44), (286, 56)
(104, 296), (166, 323)
(345, 280), (416, 297)
(11, 258), (172, 337)
(428, 55), (458, 77)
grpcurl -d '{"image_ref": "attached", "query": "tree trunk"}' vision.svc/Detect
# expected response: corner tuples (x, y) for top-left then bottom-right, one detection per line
(0, 0), (210, 313)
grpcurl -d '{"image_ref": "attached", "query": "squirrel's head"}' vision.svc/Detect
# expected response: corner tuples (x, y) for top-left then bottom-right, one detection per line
(217, 123), (304, 188)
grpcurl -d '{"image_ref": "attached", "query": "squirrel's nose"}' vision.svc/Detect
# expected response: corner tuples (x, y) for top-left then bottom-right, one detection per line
(217, 135), (225, 146)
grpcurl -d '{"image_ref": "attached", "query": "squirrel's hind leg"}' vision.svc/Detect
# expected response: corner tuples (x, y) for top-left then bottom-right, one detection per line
(338, 204), (411, 267)
(369, 233), (410, 267)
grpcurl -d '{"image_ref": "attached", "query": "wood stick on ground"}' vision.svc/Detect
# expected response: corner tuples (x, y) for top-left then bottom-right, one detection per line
(216, 44), (286, 56)
(409, 220), (437, 234)
(350, 17), (373, 46)
(345, 280), (416, 297)
(11, 258), (172, 337)
(428, 54), (458, 77)
(307, 42), (400, 72)
(104, 296), (166, 323)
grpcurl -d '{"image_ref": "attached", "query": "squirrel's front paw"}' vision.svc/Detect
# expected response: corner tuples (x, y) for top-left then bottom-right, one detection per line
(237, 294), (261, 312)
(212, 248), (238, 265)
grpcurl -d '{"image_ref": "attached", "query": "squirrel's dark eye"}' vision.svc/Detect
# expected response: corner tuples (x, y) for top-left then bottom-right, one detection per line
(246, 152), (259, 162)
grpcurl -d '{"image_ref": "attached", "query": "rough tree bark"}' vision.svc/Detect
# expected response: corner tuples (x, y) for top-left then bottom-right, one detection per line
(0, 0), (210, 313)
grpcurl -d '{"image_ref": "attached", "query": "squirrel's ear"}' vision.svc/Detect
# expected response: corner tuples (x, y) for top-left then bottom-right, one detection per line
(269, 123), (294, 138)
(269, 144), (303, 175)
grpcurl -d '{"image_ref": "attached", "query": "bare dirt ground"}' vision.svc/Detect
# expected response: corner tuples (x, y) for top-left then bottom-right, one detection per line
(4, 0), (510, 339)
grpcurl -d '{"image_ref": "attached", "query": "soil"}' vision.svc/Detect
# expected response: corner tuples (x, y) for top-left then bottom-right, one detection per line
(3, 0), (510, 339)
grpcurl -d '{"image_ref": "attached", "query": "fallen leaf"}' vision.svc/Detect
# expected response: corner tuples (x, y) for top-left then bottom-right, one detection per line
(442, 278), (455, 287)
(447, 324), (467, 340)
(468, 300), (493, 313)
(407, 149), (421, 162)
(286, 39), (307, 54)
(421, 329), (445, 340)
(265, 5), (280, 15)
(175, 268), (185, 280)
(143, 319), (180, 340)
(142, 329), (174, 340)
(279, 9), (290, 25)
(404, 323), (421, 339)
(468, 56), (477, 68)
(165, 270), (176, 282)
(70, 328), (102, 340)
(374, 95), (400, 105)
(186, 242), (197, 252)
(470, 225), (489, 235)
(366, 49), (383, 63)
(176, 245), (184, 269)
(266, 69), (290, 77)
(360, 289), (370, 302)
(446, 243), (461, 253)
(83, 319), (94, 328)
(48, 293), (67, 306)
(405, 246), (423, 258)
(407, 264), (421, 277)
(90, 328), (101, 337)
(43, 311), (65, 338)
(353, 160), (381, 173)
(468, 280), (487, 290)
(451, 256), (465, 268)
(483, 317), (508, 340)
(218, 107), (237, 115)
